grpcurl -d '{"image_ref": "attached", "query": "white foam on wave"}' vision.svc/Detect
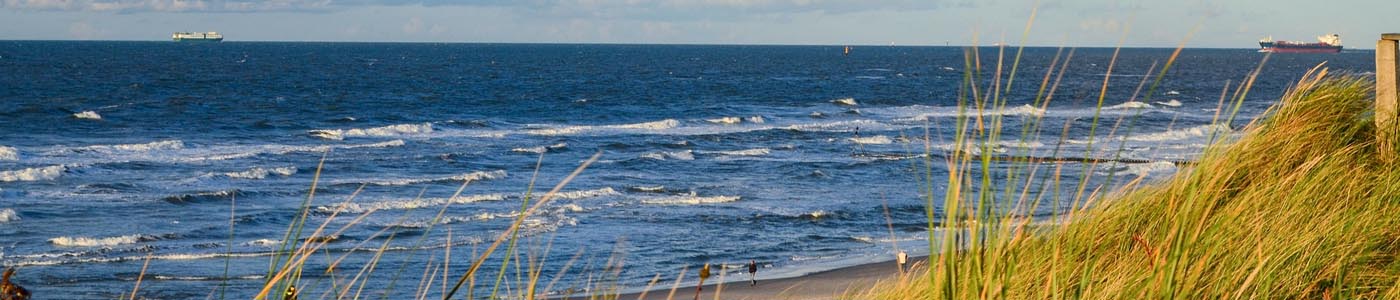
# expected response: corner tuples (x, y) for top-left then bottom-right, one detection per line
(747, 116), (766, 123)
(699, 148), (771, 156)
(631, 186), (666, 192)
(0, 146), (18, 161)
(527, 119), (679, 136)
(0, 165), (66, 182)
(889, 104), (1046, 123)
(510, 142), (568, 154)
(1106, 101), (1154, 110)
(641, 150), (695, 161)
(49, 234), (155, 247)
(832, 97), (859, 106)
(191, 140), (406, 162)
(1127, 161), (1177, 176)
(73, 111), (102, 120)
(1154, 100), (1183, 107)
(641, 192), (740, 205)
(310, 123), (434, 140)
(357, 170), (507, 186)
(317, 194), (508, 214)
(1125, 124), (1230, 142)
(223, 166), (298, 179)
(551, 187), (621, 200)
(849, 135), (893, 145)
(0, 209), (17, 223)
(244, 239), (282, 247)
(67, 140), (185, 153)
(707, 117), (741, 124)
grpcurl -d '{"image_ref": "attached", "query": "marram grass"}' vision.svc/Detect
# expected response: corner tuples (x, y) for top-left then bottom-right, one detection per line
(860, 70), (1400, 299)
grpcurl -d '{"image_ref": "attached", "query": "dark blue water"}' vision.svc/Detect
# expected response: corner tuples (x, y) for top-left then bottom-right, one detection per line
(0, 42), (1373, 299)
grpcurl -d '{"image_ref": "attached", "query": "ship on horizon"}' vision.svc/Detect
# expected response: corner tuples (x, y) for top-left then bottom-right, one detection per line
(1258, 34), (1341, 53)
(172, 32), (223, 42)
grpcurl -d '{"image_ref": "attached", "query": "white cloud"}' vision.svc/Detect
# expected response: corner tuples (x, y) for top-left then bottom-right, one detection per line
(402, 16), (423, 34)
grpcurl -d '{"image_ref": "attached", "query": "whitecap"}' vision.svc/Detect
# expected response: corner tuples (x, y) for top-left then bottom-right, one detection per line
(849, 135), (893, 145)
(630, 186), (666, 192)
(310, 123), (433, 140)
(49, 234), (155, 247)
(1105, 101), (1154, 110)
(355, 170), (507, 186)
(706, 117), (742, 124)
(1154, 100), (1183, 107)
(699, 148), (771, 156)
(641, 150), (695, 161)
(641, 192), (740, 205)
(1124, 124), (1230, 142)
(72, 111), (101, 120)
(527, 119), (679, 136)
(747, 116), (766, 123)
(0, 165), (66, 182)
(67, 140), (184, 153)
(317, 194), (508, 214)
(1127, 161), (1177, 176)
(1166, 90), (1181, 95)
(223, 167), (297, 180)
(244, 239), (283, 247)
(0, 209), (17, 223)
(551, 187), (621, 200)
(0, 146), (17, 161)
(510, 142), (568, 154)
(832, 97), (858, 106)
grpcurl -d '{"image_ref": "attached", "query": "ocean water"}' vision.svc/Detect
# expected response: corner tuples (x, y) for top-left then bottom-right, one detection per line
(0, 41), (1373, 299)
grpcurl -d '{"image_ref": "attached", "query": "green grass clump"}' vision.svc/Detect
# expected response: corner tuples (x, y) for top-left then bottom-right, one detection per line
(863, 69), (1400, 299)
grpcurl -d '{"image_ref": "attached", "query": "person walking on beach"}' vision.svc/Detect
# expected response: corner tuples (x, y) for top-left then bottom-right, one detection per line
(896, 250), (909, 274)
(695, 263), (712, 300)
(1, 268), (31, 300)
(747, 260), (758, 286)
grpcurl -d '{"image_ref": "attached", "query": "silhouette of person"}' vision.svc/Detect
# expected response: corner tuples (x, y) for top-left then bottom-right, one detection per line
(896, 250), (909, 274)
(1, 268), (31, 300)
(747, 260), (758, 286)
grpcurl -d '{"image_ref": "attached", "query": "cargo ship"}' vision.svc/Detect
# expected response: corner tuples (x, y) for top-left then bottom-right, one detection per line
(172, 32), (223, 42)
(1258, 34), (1341, 53)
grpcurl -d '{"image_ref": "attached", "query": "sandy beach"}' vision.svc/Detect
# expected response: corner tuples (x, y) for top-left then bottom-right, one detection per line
(600, 256), (929, 300)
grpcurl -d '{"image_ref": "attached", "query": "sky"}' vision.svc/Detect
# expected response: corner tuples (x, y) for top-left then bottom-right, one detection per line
(0, 0), (1396, 48)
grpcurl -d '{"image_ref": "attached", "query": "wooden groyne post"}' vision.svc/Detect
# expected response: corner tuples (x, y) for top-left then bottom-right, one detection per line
(1379, 33), (1400, 161)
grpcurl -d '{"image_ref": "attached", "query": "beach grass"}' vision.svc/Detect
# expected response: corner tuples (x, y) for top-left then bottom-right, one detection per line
(858, 59), (1400, 299)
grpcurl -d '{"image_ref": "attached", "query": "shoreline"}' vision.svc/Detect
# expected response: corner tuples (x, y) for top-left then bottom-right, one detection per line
(599, 255), (930, 300)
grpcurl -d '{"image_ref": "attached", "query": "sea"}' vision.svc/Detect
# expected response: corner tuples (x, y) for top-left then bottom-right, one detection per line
(0, 41), (1374, 299)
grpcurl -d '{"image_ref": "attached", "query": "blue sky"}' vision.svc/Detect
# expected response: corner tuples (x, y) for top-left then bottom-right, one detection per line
(1, 0), (1395, 48)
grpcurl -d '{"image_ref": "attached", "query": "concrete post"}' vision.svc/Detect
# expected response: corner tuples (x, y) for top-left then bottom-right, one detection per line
(1377, 34), (1400, 161)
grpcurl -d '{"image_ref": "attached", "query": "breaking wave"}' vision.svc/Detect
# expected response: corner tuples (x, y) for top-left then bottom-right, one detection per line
(66, 140), (185, 153)
(223, 166), (298, 179)
(73, 111), (102, 120)
(49, 234), (159, 247)
(551, 187), (621, 200)
(511, 143), (568, 154)
(316, 194), (508, 213)
(641, 150), (695, 161)
(1105, 101), (1154, 110)
(1154, 100), (1183, 107)
(641, 192), (740, 205)
(0, 209), (17, 223)
(698, 148), (770, 156)
(1126, 161), (1177, 176)
(309, 123), (434, 140)
(832, 97), (858, 106)
(849, 135), (893, 145)
(707, 117), (741, 124)
(0, 165), (66, 182)
(1124, 124), (1230, 142)
(526, 119), (679, 136)
(0, 146), (17, 161)
(352, 170), (507, 186)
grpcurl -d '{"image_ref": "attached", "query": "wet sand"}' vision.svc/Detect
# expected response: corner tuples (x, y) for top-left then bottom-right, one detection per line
(602, 256), (929, 300)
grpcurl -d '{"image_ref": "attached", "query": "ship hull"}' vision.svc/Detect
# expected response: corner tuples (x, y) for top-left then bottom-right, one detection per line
(1258, 41), (1341, 53)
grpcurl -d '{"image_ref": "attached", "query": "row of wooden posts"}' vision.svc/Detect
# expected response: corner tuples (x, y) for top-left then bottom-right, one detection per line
(1379, 33), (1399, 160)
